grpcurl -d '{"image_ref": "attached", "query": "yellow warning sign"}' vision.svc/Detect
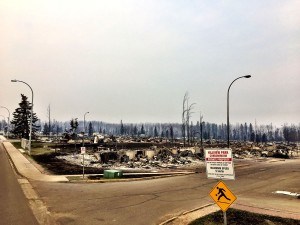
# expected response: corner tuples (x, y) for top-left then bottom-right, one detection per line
(209, 181), (237, 212)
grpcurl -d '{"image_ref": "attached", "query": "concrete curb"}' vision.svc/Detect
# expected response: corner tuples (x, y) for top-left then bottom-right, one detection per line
(3, 141), (69, 182)
(18, 178), (59, 225)
(158, 203), (216, 225)
(67, 172), (195, 183)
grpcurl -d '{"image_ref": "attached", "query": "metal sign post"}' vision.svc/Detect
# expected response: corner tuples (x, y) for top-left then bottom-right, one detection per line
(223, 211), (227, 225)
(205, 148), (237, 224)
(209, 181), (236, 225)
(81, 147), (86, 179)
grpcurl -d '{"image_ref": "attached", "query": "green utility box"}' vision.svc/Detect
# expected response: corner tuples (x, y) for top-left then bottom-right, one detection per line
(103, 170), (123, 179)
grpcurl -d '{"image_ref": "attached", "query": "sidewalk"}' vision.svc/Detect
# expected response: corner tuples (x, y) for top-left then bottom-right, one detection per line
(1, 138), (68, 182)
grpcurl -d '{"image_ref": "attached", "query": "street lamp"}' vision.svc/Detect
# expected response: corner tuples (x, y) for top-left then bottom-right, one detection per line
(83, 112), (89, 147)
(0, 106), (10, 138)
(227, 75), (251, 148)
(11, 79), (34, 155)
(83, 112), (89, 134)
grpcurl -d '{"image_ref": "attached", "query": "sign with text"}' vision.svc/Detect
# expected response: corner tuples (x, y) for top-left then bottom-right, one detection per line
(205, 148), (235, 180)
(81, 147), (86, 154)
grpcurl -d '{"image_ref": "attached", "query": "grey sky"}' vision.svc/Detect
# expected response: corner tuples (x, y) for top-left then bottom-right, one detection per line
(1, 0), (299, 126)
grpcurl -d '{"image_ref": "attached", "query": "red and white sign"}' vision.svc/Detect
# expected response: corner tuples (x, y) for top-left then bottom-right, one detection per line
(205, 148), (235, 180)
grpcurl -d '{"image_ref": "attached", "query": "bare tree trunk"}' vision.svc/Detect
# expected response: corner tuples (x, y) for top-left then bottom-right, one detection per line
(186, 103), (196, 146)
(182, 92), (188, 147)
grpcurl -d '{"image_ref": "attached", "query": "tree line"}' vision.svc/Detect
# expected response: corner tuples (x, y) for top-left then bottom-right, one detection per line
(6, 94), (300, 143)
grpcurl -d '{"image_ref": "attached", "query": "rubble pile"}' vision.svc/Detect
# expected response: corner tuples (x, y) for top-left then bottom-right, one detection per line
(55, 142), (299, 171)
(230, 142), (299, 159)
(56, 147), (204, 171)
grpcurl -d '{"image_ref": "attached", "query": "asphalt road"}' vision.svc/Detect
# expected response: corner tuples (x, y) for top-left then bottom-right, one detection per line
(31, 158), (300, 225)
(0, 142), (39, 225)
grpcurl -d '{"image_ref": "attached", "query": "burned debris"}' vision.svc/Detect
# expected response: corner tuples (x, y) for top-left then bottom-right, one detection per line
(57, 145), (203, 171)
(36, 132), (300, 175)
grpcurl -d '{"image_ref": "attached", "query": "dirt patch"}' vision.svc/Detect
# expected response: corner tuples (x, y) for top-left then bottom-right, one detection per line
(31, 152), (104, 175)
(188, 209), (300, 225)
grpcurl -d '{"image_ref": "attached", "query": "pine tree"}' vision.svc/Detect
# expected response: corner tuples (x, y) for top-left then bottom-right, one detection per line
(120, 120), (124, 135)
(133, 125), (138, 136)
(154, 126), (158, 137)
(88, 122), (93, 137)
(161, 130), (165, 138)
(11, 94), (39, 139)
(249, 123), (253, 140)
(70, 118), (79, 133)
(43, 123), (50, 135)
(140, 124), (145, 134)
(170, 125), (174, 142)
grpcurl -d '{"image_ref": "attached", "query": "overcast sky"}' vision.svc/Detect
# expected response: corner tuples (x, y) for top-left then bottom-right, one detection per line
(0, 0), (299, 126)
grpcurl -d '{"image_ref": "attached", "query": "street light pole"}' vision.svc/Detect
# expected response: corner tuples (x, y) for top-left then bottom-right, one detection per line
(0, 106), (10, 138)
(227, 75), (251, 148)
(83, 112), (89, 147)
(11, 79), (34, 155)
(84, 112), (89, 134)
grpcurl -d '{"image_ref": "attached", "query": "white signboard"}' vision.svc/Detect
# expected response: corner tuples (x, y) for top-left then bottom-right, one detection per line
(205, 148), (235, 180)
(81, 147), (86, 154)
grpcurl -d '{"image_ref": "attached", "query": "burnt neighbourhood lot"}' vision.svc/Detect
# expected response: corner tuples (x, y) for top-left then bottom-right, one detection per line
(12, 140), (299, 175)
(30, 158), (300, 225)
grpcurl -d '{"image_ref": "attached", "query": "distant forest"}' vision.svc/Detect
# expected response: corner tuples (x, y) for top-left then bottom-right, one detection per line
(36, 120), (300, 143)
(1, 117), (299, 143)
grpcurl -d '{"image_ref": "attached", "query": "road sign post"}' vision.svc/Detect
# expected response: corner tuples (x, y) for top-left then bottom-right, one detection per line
(209, 180), (237, 225)
(81, 147), (86, 179)
(205, 148), (236, 225)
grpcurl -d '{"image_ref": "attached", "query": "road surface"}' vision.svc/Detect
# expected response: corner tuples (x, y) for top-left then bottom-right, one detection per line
(31, 158), (300, 225)
(0, 141), (38, 225)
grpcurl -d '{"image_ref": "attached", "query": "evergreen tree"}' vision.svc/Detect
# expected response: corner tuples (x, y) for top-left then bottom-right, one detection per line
(120, 120), (124, 135)
(255, 132), (261, 143)
(244, 123), (248, 141)
(140, 124), (145, 134)
(170, 125), (174, 142)
(250, 132), (255, 142)
(133, 125), (138, 136)
(70, 118), (79, 133)
(166, 129), (169, 139)
(11, 94), (39, 139)
(249, 123), (253, 140)
(154, 126), (158, 137)
(43, 123), (50, 135)
(88, 122), (93, 136)
(161, 130), (165, 138)
(262, 133), (267, 143)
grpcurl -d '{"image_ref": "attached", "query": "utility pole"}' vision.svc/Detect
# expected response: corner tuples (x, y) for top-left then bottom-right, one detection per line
(200, 113), (203, 149)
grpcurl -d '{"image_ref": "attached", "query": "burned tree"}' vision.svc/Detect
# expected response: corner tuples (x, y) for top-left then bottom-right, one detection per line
(181, 92), (196, 146)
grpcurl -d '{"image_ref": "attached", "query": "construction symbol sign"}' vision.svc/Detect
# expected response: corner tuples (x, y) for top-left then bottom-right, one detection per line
(209, 181), (237, 212)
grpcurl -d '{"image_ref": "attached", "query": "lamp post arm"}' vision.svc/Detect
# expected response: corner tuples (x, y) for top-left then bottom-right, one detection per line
(18, 80), (34, 106)
(227, 75), (251, 148)
(227, 77), (243, 148)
